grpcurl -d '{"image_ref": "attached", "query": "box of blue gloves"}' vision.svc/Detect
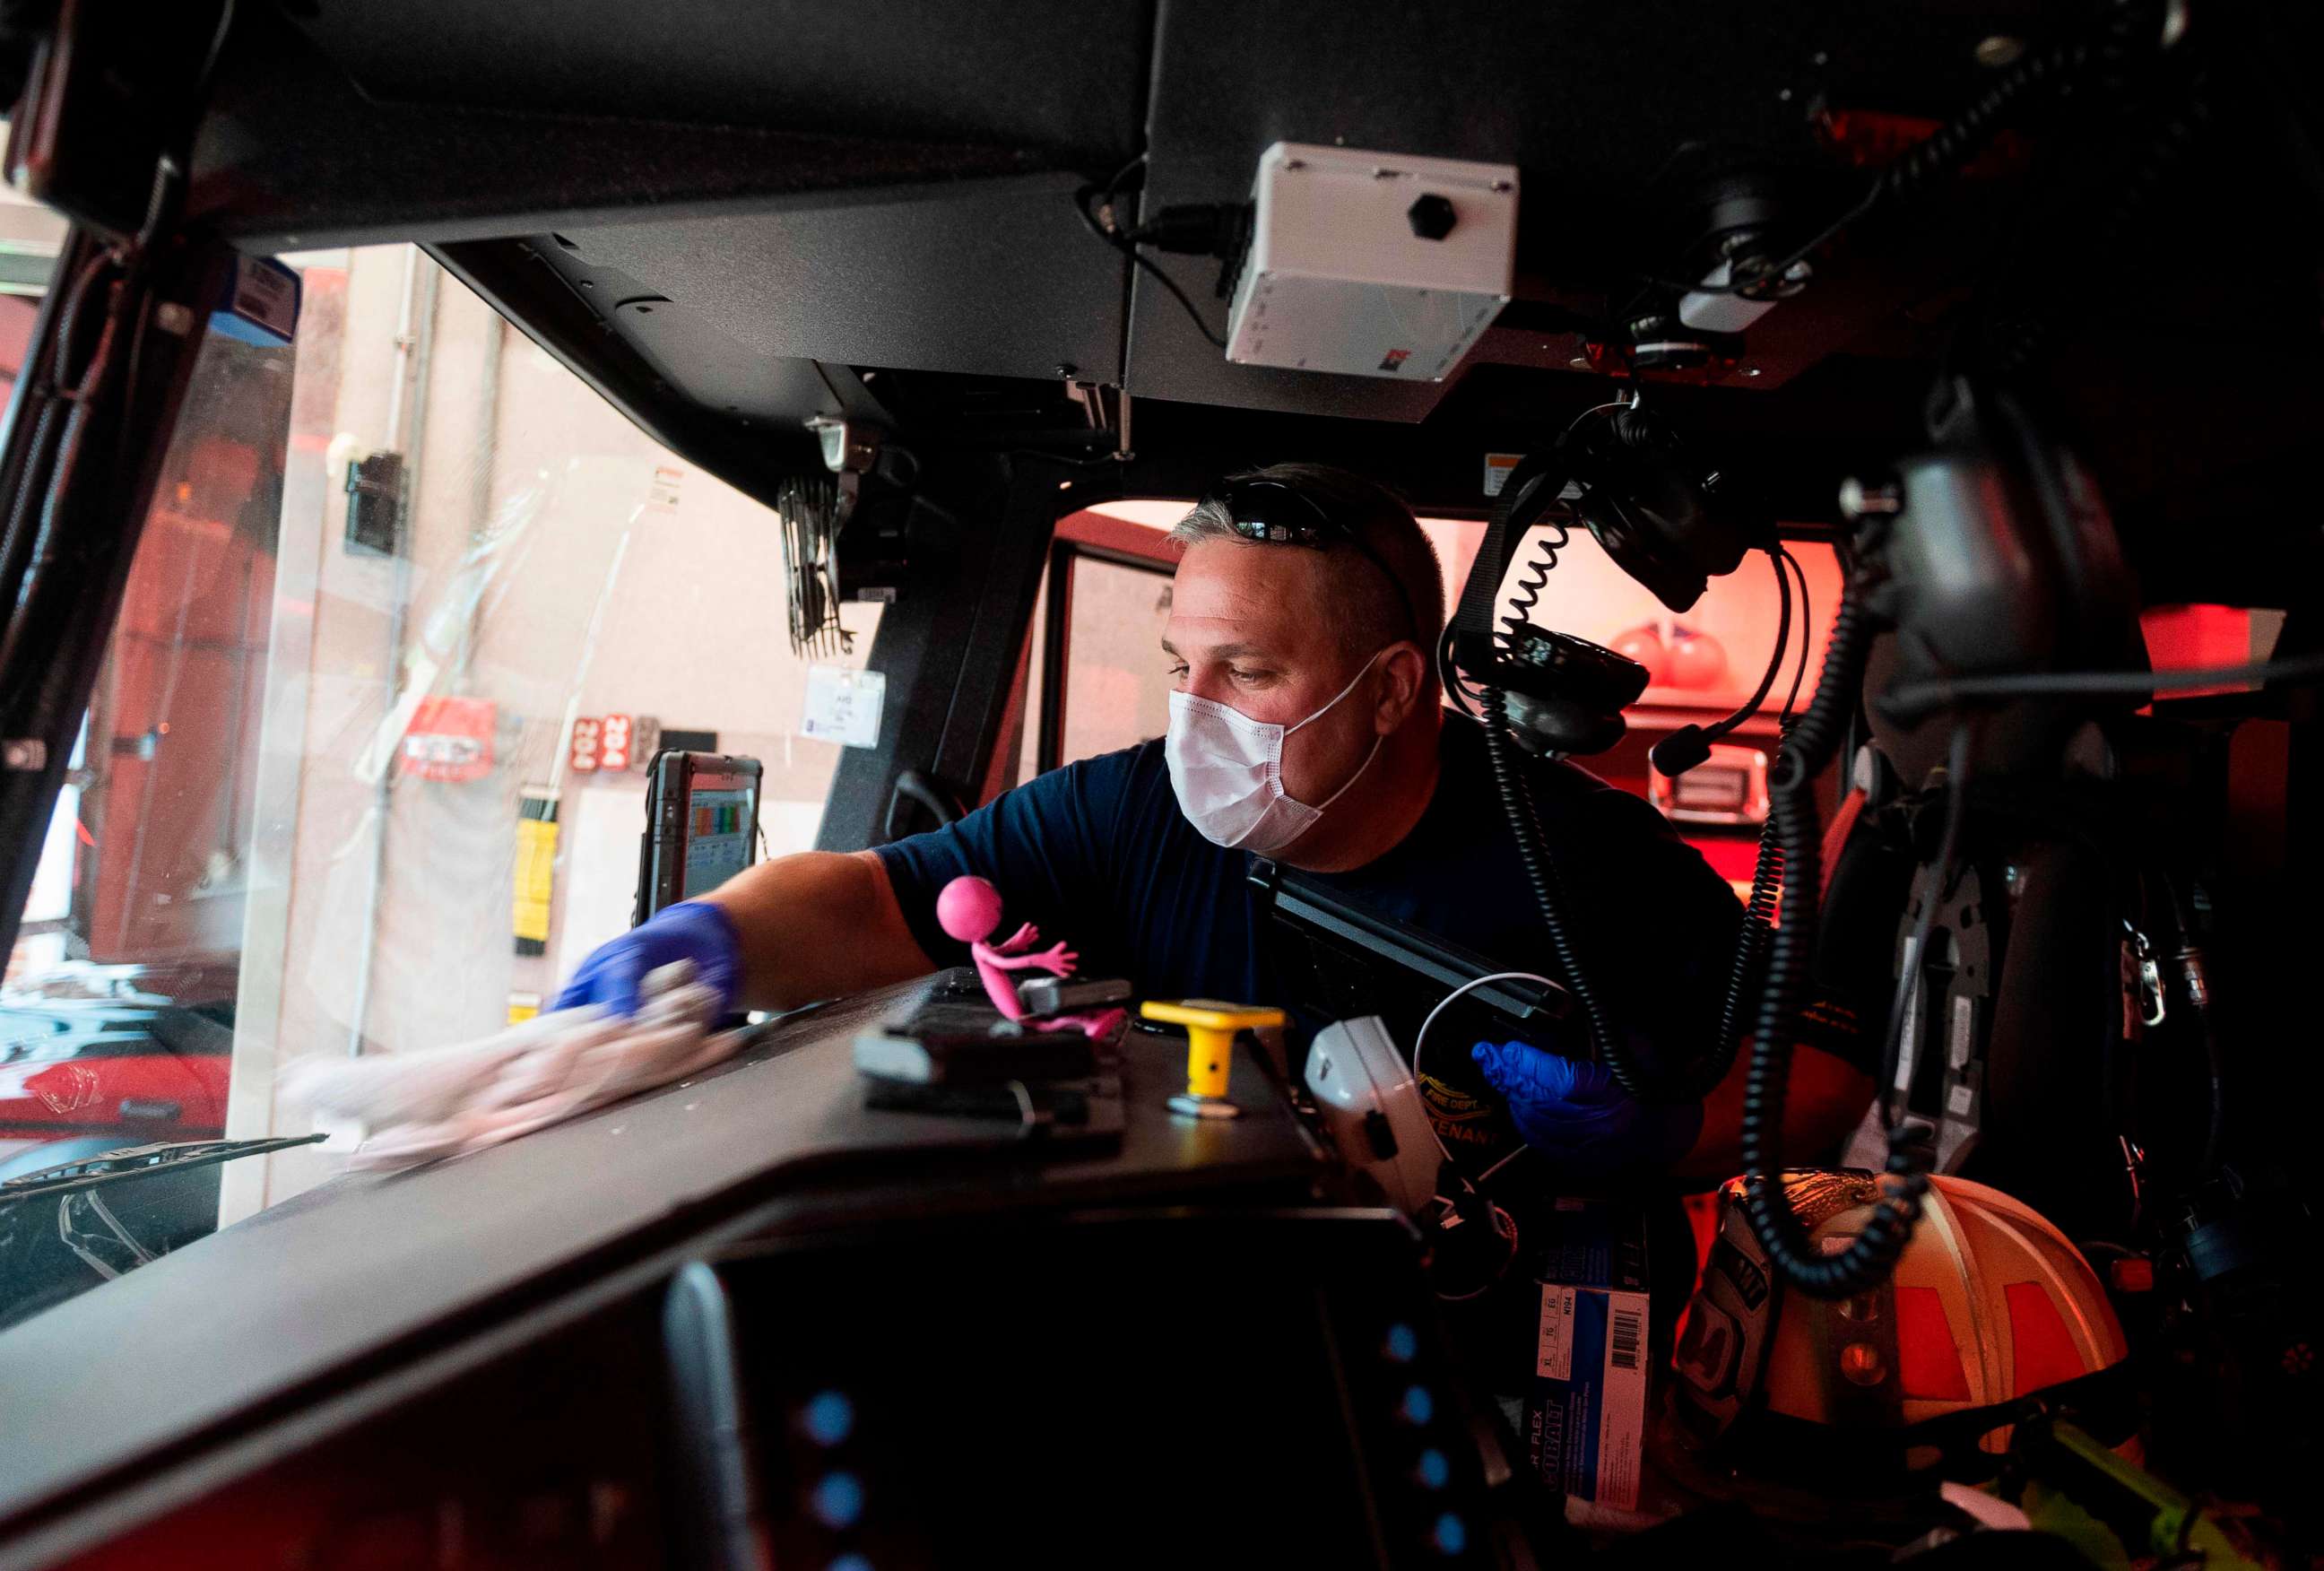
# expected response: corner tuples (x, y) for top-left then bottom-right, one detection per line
(1523, 1196), (1652, 1513)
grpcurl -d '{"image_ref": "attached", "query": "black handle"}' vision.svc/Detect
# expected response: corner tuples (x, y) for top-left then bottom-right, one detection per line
(883, 768), (967, 839)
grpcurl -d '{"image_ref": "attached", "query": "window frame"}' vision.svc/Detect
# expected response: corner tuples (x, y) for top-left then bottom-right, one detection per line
(1031, 509), (1179, 777)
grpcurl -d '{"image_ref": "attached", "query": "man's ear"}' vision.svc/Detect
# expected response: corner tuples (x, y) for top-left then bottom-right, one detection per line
(1374, 640), (1432, 730)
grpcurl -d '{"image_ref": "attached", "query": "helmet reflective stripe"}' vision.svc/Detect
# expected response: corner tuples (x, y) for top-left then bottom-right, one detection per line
(1674, 1171), (2129, 1477)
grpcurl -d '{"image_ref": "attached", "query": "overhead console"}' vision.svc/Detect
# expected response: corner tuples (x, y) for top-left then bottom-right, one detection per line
(1122, 0), (2060, 421)
(186, 0), (2076, 438)
(144, 0), (2324, 582)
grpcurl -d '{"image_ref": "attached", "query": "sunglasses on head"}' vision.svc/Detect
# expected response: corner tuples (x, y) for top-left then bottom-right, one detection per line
(1201, 477), (1420, 641)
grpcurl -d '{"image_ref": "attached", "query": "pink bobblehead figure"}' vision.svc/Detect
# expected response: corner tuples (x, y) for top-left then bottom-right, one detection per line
(936, 874), (1078, 1020)
(934, 874), (1124, 1039)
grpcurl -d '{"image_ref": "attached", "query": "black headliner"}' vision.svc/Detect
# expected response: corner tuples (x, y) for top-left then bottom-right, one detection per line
(167, 1), (2324, 594)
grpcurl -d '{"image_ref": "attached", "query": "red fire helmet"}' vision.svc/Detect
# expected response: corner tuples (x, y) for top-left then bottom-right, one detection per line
(1672, 1170), (2130, 1476)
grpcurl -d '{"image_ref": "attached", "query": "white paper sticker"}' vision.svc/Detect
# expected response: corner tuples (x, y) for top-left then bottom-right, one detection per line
(1597, 1290), (1651, 1510)
(1536, 1285), (1576, 1381)
(802, 665), (886, 749)
(1483, 453), (1583, 502)
(216, 256), (300, 345)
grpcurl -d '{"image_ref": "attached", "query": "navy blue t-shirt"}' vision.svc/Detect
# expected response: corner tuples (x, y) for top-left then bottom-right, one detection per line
(875, 716), (1763, 1142)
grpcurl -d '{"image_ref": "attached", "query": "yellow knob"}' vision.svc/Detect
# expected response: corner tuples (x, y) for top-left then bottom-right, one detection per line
(1140, 999), (1286, 1100)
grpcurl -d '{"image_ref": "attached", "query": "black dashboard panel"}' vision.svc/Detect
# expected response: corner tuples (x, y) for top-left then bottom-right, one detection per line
(666, 1211), (1490, 1568)
(44, 1297), (678, 1571)
(27, 1210), (1486, 1571)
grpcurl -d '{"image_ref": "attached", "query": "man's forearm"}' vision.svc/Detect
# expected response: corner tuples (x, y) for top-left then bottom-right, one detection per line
(701, 850), (936, 1012)
(1678, 1043), (1876, 1182)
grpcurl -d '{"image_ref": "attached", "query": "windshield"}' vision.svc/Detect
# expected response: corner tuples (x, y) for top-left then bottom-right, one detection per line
(0, 244), (882, 1329)
(0, 241), (1851, 1336)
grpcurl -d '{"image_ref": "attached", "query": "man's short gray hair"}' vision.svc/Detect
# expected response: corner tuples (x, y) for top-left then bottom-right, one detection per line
(1170, 463), (1444, 661)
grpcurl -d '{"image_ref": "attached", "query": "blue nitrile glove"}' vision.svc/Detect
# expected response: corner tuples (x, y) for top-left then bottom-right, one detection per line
(1470, 1040), (1704, 1179)
(551, 900), (744, 1019)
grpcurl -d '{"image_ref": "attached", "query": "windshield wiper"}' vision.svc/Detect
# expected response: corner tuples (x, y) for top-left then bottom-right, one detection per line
(0, 1135), (325, 1204)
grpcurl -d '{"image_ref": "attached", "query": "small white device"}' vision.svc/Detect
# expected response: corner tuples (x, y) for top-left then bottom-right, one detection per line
(1304, 1015), (1444, 1215)
(1225, 142), (1518, 382)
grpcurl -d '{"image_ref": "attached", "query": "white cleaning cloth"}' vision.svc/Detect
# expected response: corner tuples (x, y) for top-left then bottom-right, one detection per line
(283, 961), (744, 1169)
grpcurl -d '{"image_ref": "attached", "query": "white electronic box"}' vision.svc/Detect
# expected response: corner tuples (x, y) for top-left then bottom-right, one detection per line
(1225, 141), (1519, 383)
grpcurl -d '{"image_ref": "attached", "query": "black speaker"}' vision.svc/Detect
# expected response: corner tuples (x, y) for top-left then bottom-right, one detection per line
(1572, 407), (1754, 614)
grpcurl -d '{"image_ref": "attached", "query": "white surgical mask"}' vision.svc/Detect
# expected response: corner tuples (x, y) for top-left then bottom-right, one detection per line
(1165, 649), (1388, 855)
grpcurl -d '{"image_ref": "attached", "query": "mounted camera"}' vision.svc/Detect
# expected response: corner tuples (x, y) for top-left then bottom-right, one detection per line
(1611, 169), (1821, 378)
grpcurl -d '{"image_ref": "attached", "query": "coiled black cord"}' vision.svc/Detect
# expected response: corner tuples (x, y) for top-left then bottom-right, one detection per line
(1709, 550), (1812, 1086)
(1668, 14), (2117, 302)
(1738, 589), (1932, 1298)
(1666, 549), (1796, 1100)
(1740, 792), (1787, 932)
(1878, 39), (2090, 204)
(1503, 514), (1569, 632)
(1703, 724), (1790, 1098)
(1479, 685), (1650, 1100)
(1438, 623), (1479, 719)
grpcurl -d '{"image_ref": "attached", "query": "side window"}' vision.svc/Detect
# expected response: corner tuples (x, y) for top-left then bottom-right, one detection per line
(1019, 516), (1179, 780)
(1012, 502), (1521, 777)
(1039, 554), (1176, 768)
(1011, 499), (1845, 833)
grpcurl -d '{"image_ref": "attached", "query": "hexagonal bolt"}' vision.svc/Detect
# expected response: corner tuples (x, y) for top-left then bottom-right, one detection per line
(1407, 194), (1457, 241)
